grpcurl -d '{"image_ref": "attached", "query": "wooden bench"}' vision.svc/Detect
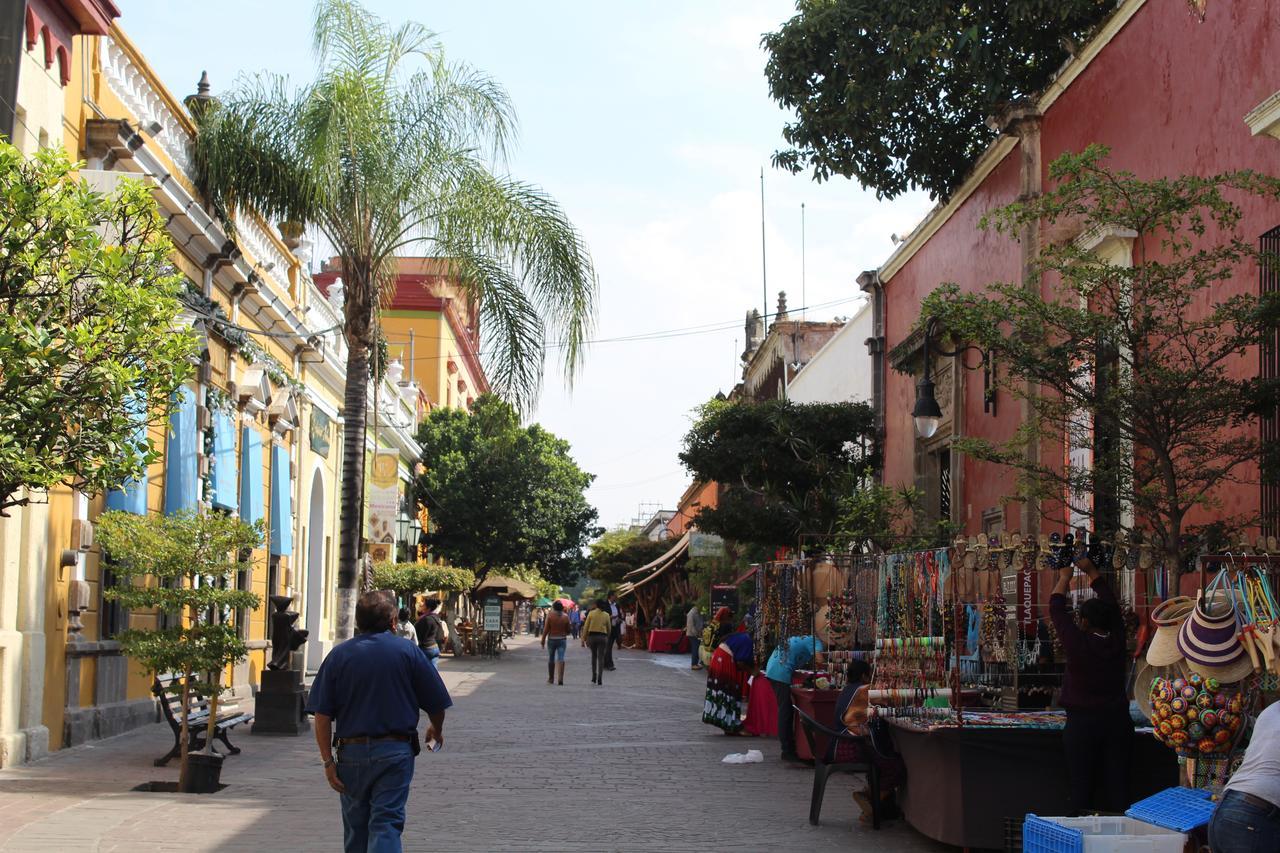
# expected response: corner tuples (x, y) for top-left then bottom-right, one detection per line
(152, 674), (254, 767)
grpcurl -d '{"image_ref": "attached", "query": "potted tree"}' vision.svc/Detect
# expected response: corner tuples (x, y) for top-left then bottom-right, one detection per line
(97, 509), (263, 793)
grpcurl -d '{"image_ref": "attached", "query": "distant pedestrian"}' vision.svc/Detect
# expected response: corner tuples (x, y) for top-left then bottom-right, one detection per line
(652, 605), (666, 629)
(542, 600), (571, 685)
(395, 607), (416, 641)
(414, 599), (446, 669)
(604, 592), (622, 670)
(582, 599), (612, 685)
(308, 591), (452, 853)
(686, 603), (705, 671)
(569, 606), (583, 639)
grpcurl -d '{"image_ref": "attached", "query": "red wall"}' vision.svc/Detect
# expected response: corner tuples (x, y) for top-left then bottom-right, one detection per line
(881, 0), (1280, 535)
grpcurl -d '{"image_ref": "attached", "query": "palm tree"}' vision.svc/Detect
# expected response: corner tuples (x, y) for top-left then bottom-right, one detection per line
(193, 0), (597, 640)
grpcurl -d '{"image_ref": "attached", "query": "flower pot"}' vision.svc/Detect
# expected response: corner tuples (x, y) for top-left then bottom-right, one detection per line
(181, 751), (224, 794)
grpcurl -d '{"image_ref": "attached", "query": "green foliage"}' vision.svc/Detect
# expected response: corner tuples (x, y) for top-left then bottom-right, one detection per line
(413, 394), (601, 586)
(761, 0), (1113, 199)
(919, 145), (1280, 569)
(506, 565), (563, 601)
(0, 142), (199, 513)
(679, 398), (879, 550)
(586, 528), (675, 586)
(838, 482), (959, 552)
(96, 510), (263, 697)
(370, 561), (476, 600)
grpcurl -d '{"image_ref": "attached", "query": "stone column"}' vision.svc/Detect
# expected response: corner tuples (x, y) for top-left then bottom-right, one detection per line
(0, 493), (52, 767)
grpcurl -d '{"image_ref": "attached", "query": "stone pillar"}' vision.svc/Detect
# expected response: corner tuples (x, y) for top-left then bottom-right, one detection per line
(0, 493), (52, 768)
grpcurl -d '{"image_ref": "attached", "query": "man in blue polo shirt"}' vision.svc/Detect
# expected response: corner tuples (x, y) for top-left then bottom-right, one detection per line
(308, 591), (452, 853)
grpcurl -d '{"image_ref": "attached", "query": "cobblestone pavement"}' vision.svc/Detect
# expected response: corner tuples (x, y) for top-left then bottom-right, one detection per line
(0, 636), (949, 852)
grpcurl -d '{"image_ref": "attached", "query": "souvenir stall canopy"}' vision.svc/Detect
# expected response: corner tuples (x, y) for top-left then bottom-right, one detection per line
(615, 531), (692, 628)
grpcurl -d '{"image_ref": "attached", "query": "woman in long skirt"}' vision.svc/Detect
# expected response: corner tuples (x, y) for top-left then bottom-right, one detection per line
(703, 631), (754, 734)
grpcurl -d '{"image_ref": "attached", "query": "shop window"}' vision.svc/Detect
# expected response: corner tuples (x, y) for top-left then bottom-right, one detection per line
(938, 448), (952, 523)
(100, 560), (127, 639)
(266, 555), (280, 640)
(234, 547), (252, 641)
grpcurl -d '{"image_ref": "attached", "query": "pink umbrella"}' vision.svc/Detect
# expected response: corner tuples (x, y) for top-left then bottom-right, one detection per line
(555, 597), (577, 610)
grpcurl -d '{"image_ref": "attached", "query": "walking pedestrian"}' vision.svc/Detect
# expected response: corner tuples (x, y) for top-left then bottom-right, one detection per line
(1208, 699), (1280, 853)
(764, 630), (826, 762)
(582, 598), (612, 685)
(1049, 544), (1131, 816)
(414, 598), (446, 669)
(541, 600), (571, 685)
(395, 607), (416, 641)
(569, 606), (582, 639)
(686, 603), (705, 671)
(307, 591), (452, 853)
(604, 592), (622, 670)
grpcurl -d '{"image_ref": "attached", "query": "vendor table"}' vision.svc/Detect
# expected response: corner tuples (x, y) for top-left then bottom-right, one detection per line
(743, 675), (777, 737)
(790, 687), (840, 761)
(888, 719), (1179, 850)
(646, 628), (688, 653)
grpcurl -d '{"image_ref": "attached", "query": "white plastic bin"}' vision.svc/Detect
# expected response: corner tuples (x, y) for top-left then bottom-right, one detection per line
(1026, 815), (1186, 853)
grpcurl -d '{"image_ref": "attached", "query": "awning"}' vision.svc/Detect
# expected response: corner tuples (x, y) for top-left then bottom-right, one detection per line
(474, 574), (537, 600)
(623, 535), (690, 595)
(623, 531), (691, 579)
(163, 385), (198, 515)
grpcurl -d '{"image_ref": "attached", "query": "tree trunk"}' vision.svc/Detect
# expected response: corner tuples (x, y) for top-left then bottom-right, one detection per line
(336, 339), (371, 641)
(178, 671), (192, 791)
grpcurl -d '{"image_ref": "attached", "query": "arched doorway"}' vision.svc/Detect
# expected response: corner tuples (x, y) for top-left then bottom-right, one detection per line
(305, 469), (326, 670)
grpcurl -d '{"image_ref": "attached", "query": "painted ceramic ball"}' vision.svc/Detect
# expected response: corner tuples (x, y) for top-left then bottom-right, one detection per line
(1214, 693), (1230, 709)
(1169, 730), (1189, 747)
(1214, 728), (1233, 745)
(1158, 720), (1174, 736)
(1227, 714), (1242, 732)
(1181, 685), (1199, 701)
(1229, 695), (1243, 714)
(1206, 677), (1221, 694)
(1169, 714), (1186, 731)
(1187, 707), (1199, 722)
(1198, 737), (1218, 754)
(1196, 693), (1213, 710)
(1171, 698), (1188, 714)
(1189, 673), (1204, 688)
(1187, 721), (1205, 739)
(1173, 678), (1188, 692)
(1201, 710), (1219, 728)
(1157, 703), (1172, 720)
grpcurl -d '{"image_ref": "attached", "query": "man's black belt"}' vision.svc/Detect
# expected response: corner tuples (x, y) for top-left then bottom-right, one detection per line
(336, 733), (412, 746)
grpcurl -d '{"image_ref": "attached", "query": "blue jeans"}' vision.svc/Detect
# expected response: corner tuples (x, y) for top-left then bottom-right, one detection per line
(419, 645), (440, 669)
(690, 636), (701, 666)
(546, 637), (567, 662)
(336, 741), (415, 853)
(1209, 790), (1280, 853)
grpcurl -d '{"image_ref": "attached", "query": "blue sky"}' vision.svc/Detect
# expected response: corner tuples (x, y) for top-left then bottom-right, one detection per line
(120, 0), (933, 530)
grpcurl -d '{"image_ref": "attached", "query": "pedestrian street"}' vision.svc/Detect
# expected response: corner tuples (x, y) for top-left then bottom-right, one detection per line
(0, 636), (945, 852)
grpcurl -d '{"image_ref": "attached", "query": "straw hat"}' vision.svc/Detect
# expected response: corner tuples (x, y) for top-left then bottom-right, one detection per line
(1146, 596), (1194, 667)
(1177, 592), (1254, 684)
(1134, 660), (1156, 721)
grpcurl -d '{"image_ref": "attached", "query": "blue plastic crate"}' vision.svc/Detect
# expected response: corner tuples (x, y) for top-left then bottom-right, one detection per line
(1126, 786), (1216, 832)
(1024, 814), (1083, 853)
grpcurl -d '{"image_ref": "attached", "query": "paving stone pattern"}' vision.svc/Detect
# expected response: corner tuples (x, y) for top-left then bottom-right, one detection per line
(0, 636), (949, 852)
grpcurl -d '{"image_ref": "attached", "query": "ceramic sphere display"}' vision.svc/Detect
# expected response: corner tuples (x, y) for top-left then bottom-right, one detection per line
(1147, 675), (1239, 756)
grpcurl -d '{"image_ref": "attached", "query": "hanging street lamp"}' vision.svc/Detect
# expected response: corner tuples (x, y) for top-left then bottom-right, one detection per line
(911, 317), (995, 439)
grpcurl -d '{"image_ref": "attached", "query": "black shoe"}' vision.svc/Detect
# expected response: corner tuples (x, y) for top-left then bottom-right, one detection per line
(780, 751), (802, 763)
(605, 666), (616, 671)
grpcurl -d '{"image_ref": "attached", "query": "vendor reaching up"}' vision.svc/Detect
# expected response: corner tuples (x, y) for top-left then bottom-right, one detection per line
(1049, 536), (1131, 816)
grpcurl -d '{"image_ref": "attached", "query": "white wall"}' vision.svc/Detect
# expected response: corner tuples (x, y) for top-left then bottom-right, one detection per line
(787, 300), (873, 405)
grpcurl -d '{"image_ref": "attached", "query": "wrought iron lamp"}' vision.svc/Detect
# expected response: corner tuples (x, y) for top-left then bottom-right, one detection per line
(912, 317), (994, 439)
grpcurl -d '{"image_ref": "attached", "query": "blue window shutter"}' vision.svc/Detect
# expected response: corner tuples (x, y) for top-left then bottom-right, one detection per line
(239, 427), (264, 525)
(210, 412), (237, 512)
(163, 386), (198, 516)
(270, 444), (293, 556)
(106, 393), (148, 515)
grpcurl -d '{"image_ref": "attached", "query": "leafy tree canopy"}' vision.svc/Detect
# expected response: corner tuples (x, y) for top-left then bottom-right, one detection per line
(371, 562), (476, 601)
(413, 394), (601, 586)
(761, 0), (1113, 199)
(587, 528), (676, 587)
(920, 145), (1280, 570)
(679, 398), (879, 551)
(0, 143), (198, 513)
